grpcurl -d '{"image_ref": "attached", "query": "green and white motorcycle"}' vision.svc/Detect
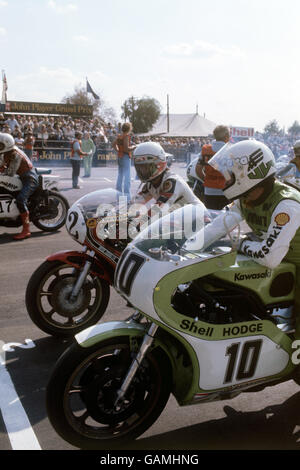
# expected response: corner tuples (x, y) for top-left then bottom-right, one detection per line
(46, 204), (300, 449)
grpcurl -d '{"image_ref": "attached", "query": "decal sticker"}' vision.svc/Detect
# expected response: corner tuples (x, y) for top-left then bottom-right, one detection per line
(234, 269), (271, 281)
(274, 212), (290, 226)
(86, 217), (97, 228)
(180, 319), (214, 337)
(222, 322), (263, 337)
(247, 148), (264, 172)
(247, 149), (274, 180)
(162, 179), (175, 194)
(224, 340), (262, 383)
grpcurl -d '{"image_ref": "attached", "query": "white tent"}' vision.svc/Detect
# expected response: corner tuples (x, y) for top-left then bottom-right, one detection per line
(140, 113), (217, 137)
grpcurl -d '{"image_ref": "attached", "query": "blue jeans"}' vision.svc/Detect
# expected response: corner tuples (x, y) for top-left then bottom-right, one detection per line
(71, 159), (81, 187)
(116, 154), (131, 201)
(17, 169), (39, 213)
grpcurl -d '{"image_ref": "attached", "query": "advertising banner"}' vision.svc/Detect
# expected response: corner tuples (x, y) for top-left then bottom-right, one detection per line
(5, 101), (93, 117)
(32, 148), (116, 166)
(230, 126), (255, 138)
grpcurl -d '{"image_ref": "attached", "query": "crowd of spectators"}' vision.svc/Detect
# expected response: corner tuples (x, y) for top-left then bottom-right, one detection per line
(0, 112), (299, 163)
(0, 112), (119, 151)
(254, 131), (299, 159)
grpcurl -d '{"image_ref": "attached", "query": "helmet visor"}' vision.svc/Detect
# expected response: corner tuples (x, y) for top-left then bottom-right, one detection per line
(134, 154), (160, 181)
(208, 142), (235, 183)
(135, 161), (158, 181)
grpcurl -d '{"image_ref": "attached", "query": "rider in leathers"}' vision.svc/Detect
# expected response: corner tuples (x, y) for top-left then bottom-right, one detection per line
(133, 141), (201, 211)
(0, 133), (38, 240)
(186, 139), (300, 338)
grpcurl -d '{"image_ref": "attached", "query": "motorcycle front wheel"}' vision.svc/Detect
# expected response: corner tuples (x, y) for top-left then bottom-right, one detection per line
(25, 260), (110, 337)
(33, 190), (69, 232)
(46, 338), (172, 449)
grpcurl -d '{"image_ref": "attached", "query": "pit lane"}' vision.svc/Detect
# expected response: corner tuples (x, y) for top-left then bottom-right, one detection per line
(0, 163), (299, 451)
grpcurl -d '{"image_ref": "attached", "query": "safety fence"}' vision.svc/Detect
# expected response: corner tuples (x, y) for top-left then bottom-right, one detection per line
(29, 141), (195, 166)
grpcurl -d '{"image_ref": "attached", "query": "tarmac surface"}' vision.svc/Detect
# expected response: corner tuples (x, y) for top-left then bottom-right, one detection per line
(0, 163), (300, 453)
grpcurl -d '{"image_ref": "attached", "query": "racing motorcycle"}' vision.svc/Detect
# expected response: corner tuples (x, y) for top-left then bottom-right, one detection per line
(25, 189), (144, 338)
(0, 171), (68, 233)
(186, 154), (203, 200)
(25, 188), (219, 338)
(46, 204), (300, 449)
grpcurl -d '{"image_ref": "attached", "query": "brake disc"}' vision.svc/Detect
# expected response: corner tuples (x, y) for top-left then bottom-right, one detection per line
(50, 276), (91, 317)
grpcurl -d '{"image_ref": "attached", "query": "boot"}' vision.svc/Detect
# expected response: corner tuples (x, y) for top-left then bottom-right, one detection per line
(13, 212), (31, 240)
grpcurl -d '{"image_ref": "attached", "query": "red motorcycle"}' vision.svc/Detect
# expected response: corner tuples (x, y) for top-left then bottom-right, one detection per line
(25, 189), (138, 338)
(26, 188), (215, 338)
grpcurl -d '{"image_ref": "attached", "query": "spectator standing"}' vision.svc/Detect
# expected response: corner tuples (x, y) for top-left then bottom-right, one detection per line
(0, 114), (5, 131)
(81, 131), (96, 177)
(23, 131), (35, 160)
(70, 131), (88, 189)
(112, 122), (136, 201)
(14, 130), (24, 149)
(5, 114), (19, 132)
(37, 124), (48, 148)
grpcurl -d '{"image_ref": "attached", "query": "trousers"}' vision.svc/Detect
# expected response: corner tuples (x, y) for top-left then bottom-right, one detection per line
(116, 154), (131, 201)
(16, 169), (39, 213)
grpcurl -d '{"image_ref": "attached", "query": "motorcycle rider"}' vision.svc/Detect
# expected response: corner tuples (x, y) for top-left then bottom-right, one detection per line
(132, 141), (203, 214)
(187, 139), (300, 337)
(0, 132), (38, 240)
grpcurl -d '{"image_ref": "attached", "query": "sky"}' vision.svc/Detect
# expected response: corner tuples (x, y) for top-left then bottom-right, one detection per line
(0, 0), (299, 132)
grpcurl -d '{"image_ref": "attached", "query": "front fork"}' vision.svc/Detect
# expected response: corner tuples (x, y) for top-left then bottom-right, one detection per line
(70, 248), (95, 301)
(114, 323), (159, 407)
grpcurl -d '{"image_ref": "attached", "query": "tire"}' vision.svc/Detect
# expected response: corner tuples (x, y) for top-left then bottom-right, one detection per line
(25, 260), (110, 337)
(33, 190), (69, 232)
(46, 337), (172, 449)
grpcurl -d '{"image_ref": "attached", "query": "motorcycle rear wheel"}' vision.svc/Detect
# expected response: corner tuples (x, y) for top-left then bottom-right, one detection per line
(25, 260), (110, 337)
(46, 337), (172, 449)
(32, 190), (69, 232)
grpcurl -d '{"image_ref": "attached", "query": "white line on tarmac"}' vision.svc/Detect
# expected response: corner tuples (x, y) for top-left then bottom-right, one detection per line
(0, 343), (41, 450)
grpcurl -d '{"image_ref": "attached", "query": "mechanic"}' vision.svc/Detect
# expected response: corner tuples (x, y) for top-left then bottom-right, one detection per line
(0, 132), (38, 240)
(187, 139), (300, 336)
(195, 124), (230, 210)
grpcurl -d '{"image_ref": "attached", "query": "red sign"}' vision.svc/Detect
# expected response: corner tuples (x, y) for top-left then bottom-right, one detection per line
(230, 126), (254, 138)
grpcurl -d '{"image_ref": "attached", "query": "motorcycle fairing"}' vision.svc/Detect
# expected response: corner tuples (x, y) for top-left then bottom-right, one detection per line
(0, 175), (22, 193)
(115, 245), (296, 405)
(0, 194), (20, 219)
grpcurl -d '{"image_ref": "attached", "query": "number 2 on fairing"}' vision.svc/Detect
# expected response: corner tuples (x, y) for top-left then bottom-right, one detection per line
(224, 339), (262, 383)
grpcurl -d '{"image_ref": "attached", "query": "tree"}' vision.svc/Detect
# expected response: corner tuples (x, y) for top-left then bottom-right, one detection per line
(288, 120), (300, 136)
(263, 119), (281, 135)
(121, 96), (161, 133)
(61, 84), (117, 124)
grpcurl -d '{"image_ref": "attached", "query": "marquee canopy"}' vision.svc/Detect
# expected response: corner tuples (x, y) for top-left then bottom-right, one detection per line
(140, 113), (217, 138)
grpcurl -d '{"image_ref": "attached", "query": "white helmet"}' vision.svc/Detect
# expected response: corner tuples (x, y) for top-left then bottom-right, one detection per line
(0, 133), (16, 154)
(293, 140), (300, 156)
(133, 142), (167, 182)
(209, 140), (276, 201)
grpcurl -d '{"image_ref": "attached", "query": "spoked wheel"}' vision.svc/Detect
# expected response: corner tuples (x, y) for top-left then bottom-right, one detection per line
(25, 260), (110, 337)
(46, 338), (172, 449)
(33, 191), (69, 232)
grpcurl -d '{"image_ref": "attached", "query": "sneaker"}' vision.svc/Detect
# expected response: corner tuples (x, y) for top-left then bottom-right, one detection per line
(73, 185), (81, 189)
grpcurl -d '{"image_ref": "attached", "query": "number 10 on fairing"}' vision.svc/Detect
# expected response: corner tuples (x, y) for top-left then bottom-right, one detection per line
(224, 339), (262, 383)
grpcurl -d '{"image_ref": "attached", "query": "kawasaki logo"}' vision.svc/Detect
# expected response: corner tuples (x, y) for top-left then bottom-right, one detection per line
(234, 269), (271, 281)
